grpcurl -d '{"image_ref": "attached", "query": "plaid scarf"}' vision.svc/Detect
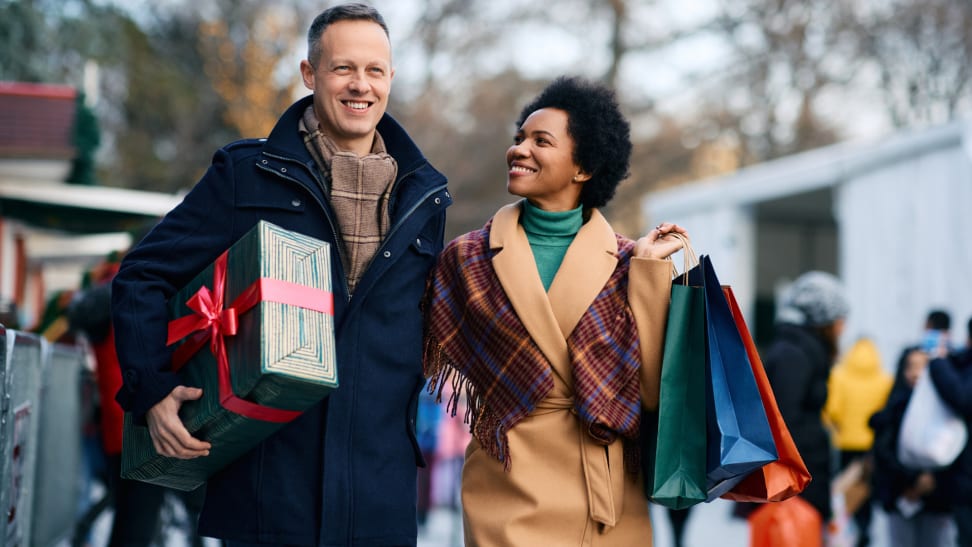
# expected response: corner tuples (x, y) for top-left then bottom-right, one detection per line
(423, 218), (643, 470)
(299, 106), (397, 293)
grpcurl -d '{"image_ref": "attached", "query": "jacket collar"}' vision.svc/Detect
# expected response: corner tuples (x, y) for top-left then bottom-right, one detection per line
(488, 200), (618, 376)
(262, 95), (428, 179)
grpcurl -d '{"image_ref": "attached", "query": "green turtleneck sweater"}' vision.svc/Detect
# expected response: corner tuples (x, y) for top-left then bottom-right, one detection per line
(521, 201), (584, 291)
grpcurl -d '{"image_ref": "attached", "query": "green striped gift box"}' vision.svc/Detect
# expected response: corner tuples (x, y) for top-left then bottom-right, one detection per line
(121, 221), (338, 491)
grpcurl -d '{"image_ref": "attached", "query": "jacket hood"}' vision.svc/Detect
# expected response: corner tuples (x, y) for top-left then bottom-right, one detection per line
(837, 338), (885, 376)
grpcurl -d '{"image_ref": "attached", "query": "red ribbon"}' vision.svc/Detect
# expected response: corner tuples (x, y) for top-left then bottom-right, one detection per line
(166, 251), (334, 423)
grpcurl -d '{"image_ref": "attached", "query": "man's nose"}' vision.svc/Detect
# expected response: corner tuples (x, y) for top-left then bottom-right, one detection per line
(348, 71), (368, 93)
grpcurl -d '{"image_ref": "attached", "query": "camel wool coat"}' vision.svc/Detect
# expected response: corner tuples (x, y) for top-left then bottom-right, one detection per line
(459, 203), (671, 547)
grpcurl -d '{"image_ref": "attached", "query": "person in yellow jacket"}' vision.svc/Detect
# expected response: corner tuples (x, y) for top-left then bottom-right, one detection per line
(824, 337), (894, 547)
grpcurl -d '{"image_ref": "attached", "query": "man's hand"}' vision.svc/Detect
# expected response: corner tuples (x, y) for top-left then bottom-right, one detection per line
(146, 386), (212, 459)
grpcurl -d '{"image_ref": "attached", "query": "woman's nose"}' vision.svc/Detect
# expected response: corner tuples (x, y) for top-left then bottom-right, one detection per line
(508, 143), (527, 159)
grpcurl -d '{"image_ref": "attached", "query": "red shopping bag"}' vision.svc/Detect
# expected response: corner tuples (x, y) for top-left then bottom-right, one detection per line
(748, 496), (822, 547)
(719, 286), (812, 502)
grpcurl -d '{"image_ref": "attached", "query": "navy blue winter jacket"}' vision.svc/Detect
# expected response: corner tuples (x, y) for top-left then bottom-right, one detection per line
(929, 349), (972, 505)
(112, 95), (450, 545)
(762, 323), (833, 520)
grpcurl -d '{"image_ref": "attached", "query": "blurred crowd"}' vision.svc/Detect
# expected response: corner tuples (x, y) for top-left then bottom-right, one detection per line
(654, 303), (972, 547)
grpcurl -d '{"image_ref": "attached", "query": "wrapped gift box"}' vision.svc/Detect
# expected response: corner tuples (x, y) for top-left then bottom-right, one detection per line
(121, 221), (338, 491)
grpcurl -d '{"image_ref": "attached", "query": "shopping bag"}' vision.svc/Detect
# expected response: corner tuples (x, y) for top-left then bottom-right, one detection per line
(897, 366), (968, 468)
(649, 246), (708, 510)
(686, 255), (777, 500)
(721, 286), (811, 502)
(639, 408), (659, 496)
(748, 496), (823, 547)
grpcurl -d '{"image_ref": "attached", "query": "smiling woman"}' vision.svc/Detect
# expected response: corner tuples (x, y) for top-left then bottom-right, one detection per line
(423, 76), (689, 546)
(505, 108), (589, 211)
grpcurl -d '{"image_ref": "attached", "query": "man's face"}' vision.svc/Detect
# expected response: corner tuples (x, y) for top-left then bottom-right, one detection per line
(300, 19), (394, 156)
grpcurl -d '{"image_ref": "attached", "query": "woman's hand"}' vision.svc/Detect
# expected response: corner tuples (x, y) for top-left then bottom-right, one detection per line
(634, 222), (689, 260)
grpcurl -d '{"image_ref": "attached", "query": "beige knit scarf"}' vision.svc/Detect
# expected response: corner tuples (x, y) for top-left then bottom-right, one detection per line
(299, 106), (398, 293)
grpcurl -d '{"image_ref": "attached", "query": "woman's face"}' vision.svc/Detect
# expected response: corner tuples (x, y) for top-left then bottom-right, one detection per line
(904, 349), (929, 387)
(506, 108), (590, 211)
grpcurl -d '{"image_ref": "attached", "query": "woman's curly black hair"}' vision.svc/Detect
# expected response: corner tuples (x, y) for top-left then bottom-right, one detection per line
(515, 76), (632, 209)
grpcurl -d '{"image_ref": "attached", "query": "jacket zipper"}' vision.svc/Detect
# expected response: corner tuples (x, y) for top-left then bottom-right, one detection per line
(261, 156), (449, 295)
(373, 175), (448, 259)
(258, 152), (352, 302)
(261, 153), (447, 542)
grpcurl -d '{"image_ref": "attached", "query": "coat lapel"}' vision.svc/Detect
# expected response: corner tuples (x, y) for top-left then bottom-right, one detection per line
(490, 203), (620, 376)
(547, 209), (618, 338)
(490, 203), (570, 372)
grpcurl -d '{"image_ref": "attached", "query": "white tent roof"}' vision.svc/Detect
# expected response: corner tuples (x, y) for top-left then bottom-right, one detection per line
(0, 180), (183, 217)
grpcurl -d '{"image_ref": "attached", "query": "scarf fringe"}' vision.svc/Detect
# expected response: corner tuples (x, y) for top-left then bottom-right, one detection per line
(424, 334), (512, 470)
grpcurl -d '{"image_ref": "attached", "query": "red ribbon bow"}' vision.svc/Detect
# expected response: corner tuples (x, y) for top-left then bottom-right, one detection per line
(166, 251), (334, 423)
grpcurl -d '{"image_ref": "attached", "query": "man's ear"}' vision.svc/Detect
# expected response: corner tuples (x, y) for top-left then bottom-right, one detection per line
(299, 60), (315, 91)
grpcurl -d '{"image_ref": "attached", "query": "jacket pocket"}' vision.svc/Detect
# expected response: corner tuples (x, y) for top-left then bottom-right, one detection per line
(410, 232), (437, 258)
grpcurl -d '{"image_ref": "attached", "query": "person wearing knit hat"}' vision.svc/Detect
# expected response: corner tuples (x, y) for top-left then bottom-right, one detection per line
(777, 271), (850, 328)
(758, 271), (850, 535)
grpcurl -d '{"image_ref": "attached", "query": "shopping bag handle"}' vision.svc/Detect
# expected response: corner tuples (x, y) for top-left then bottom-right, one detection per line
(665, 232), (699, 282)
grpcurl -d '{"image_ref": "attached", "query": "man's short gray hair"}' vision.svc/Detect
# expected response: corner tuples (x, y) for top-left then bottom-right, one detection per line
(307, 3), (389, 67)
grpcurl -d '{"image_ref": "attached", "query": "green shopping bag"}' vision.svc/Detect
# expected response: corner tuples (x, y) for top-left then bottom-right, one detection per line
(649, 274), (708, 509)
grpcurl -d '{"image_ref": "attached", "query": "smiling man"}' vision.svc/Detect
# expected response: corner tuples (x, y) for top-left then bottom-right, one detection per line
(111, 3), (451, 545)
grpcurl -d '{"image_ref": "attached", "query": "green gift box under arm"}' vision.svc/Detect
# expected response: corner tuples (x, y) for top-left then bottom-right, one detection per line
(121, 221), (338, 491)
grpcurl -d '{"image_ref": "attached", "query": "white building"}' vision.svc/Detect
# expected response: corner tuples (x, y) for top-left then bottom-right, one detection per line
(643, 119), (972, 368)
(0, 82), (182, 331)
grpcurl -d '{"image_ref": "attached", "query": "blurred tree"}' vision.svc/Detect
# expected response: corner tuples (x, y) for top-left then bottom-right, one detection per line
(67, 91), (100, 185)
(5, 0), (971, 226)
(92, 10), (233, 192)
(0, 0), (48, 82)
(852, 0), (972, 128)
(198, 1), (308, 138)
(685, 0), (847, 164)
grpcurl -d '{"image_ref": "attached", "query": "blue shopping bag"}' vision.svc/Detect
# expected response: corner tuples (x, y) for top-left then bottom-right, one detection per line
(685, 255), (778, 500)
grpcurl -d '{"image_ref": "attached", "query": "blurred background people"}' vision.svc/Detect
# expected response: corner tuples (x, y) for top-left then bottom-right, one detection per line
(431, 381), (469, 515)
(824, 336), (894, 546)
(869, 347), (954, 547)
(416, 389), (442, 529)
(67, 241), (209, 547)
(965, 317), (972, 351)
(666, 507), (692, 547)
(912, 309), (954, 358)
(927, 322), (972, 547)
(760, 271), (849, 540)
